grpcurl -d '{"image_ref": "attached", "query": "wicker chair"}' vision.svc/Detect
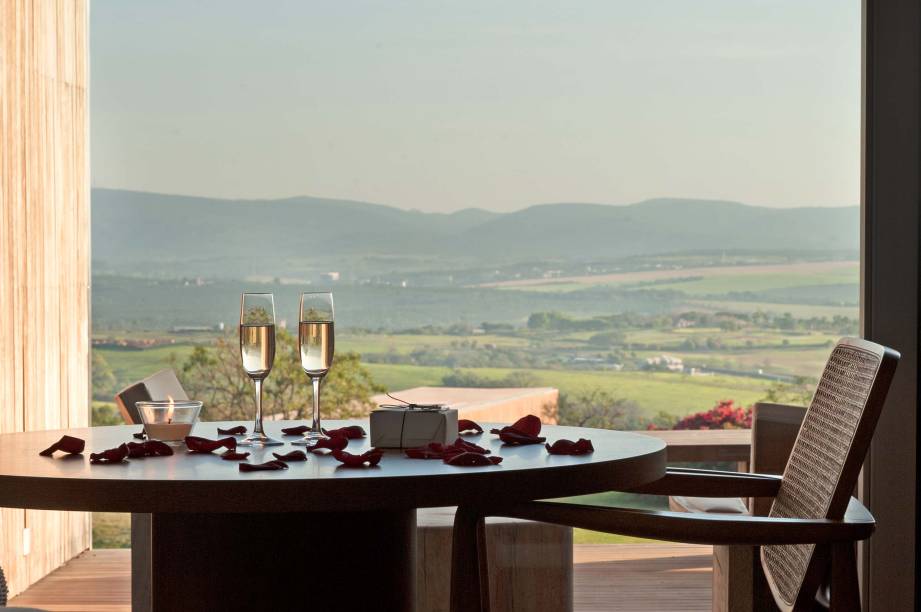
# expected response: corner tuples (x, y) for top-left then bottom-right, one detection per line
(669, 402), (807, 609)
(450, 337), (900, 612)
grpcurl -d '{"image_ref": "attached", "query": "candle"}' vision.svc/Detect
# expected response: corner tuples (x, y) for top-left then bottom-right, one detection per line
(137, 398), (202, 444)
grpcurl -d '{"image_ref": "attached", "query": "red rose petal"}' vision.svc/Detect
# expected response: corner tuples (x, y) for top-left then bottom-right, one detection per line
(90, 443), (130, 464)
(273, 450), (308, 462)
(127, 440), (174, 458)
(451, 437), (490, 454)
(281, 425), (310, 436)
(489, 415), (545, 444)
(307, 435), (349, 453)
(493, 428), (545, 445)
(457, 419), (483, 435)
(405, 439), (490, 460)
(332, 448), (383, 468)
(217, 425), (247, 435)
(239, 460), (289, 472)
(39, 435), (85, 457)
(545, 438), (594, 455)
(221, 450), (251, 461)
(322, 425), (366, 439)
(444, 452), (503, 467)
(185, 436), (237, 453)
(509, 415), (542, 437)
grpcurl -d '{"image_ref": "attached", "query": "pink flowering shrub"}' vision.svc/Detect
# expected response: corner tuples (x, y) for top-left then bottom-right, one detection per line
(648, 400), (752, 430)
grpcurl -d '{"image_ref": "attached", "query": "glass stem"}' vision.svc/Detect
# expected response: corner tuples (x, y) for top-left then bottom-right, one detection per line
(311, 376), (321, 433)
(253, 378), (265, 436)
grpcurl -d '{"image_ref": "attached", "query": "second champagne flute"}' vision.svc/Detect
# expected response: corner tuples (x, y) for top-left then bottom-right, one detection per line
(292, 292), (335, 447)
(238, 292), (283, 447)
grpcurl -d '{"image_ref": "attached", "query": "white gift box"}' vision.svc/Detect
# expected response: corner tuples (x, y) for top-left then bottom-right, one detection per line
(370, 406), (459, 448)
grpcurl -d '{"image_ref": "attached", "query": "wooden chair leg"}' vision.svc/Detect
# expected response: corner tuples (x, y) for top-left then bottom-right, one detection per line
(712, 545), (755, 612)
(829, 542), (860, 611)
(451, 506), (490, 612)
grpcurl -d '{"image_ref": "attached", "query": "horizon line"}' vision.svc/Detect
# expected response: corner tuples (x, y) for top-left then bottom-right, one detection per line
(90, 186), (859, 215)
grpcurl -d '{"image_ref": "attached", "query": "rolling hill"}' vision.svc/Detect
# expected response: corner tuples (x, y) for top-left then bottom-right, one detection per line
(91, 189), (858, 276)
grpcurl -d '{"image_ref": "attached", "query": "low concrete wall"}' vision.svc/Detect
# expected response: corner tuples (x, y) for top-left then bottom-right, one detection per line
(372, 386), (559, 425)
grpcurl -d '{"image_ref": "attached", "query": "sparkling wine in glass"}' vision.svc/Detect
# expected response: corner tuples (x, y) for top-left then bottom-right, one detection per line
(292, 292), (335, 447)
(238, 292), (282, 447)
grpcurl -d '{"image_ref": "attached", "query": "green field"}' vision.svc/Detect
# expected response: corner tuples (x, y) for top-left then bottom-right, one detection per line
(339, 333), (529, 354)
(495, 261), (856, 290)
(366, 363), (770, 417)
(625, 327), (835, 346)
(649, 270), (855, 295)
(93, 513), (131, 548)
(97, 344), (196, 384)
(691, 300), (857, 319)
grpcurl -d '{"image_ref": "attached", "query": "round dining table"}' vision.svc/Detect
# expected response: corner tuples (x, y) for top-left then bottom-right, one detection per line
(0, 420), (666, 611)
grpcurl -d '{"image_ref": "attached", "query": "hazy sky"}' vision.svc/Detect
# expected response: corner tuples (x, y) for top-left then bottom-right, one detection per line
(91, 1), (859, 213)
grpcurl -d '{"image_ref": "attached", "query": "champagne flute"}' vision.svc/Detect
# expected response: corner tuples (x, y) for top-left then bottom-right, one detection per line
(238, 292), (283, 447)
(292, 292), (335, 447)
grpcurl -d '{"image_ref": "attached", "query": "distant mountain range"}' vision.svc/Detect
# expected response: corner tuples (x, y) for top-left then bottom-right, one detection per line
(92, 188), (858, 276)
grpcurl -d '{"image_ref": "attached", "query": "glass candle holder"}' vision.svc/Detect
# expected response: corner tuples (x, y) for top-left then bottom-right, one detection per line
(136, 400), (202, 444)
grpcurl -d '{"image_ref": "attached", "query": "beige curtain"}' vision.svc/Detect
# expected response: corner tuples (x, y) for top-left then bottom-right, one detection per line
(0, 0), (91, 597)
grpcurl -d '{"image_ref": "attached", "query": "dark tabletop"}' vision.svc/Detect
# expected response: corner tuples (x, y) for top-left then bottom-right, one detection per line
(0, 420), (666, 513)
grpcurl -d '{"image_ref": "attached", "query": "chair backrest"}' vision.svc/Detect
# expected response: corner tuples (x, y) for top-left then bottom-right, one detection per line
(760, 337), (899, 611)
(115, 369), (189, 425)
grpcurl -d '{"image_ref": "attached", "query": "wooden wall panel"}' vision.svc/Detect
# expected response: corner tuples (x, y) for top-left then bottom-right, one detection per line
(0, 0), (91, 598)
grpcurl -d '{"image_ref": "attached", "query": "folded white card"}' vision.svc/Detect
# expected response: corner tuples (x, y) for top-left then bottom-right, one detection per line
(370, 406), (459, 448)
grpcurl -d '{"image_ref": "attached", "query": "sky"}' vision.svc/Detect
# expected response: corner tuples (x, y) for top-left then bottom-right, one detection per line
(91, 1), (860, 213)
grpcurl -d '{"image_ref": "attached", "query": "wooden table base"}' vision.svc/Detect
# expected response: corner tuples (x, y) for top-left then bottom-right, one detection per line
(132, 510), (417, 612)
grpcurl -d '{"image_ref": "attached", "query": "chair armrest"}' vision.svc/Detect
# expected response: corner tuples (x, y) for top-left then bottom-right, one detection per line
(486, 496), (874, 546)
(626, 467), (782, 497)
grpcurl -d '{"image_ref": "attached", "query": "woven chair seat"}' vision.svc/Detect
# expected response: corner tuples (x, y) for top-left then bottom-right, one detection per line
(670, 495), (748, 515)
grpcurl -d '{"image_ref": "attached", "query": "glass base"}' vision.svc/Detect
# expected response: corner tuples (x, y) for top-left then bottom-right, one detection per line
(238, 434), (284, 447)
(290, 431), (328, 447)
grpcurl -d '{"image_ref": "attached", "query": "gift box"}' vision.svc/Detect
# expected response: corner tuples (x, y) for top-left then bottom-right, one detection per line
(370, 405), (459, 449)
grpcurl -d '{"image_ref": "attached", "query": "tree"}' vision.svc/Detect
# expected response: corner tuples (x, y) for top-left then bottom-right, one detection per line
(776, 312), (796, 330)
(556, 389), (640, 429)
(91, 350), (118, 401)
(92, 401), (124, 426)
(588, 330), (626, 347)
(441, 370), (540, 388)
(173, 329), (384, 421)
(527, 312), (554, 330)
(762, 376), (814, 406)
(441, 370), (484, 387)
(499, 371), (541, 387)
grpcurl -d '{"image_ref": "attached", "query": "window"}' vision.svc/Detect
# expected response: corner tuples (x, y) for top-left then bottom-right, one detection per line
(90, 0), (860, 588)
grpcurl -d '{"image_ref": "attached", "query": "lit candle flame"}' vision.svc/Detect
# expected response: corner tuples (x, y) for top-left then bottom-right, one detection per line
(166, 395), (174, 424)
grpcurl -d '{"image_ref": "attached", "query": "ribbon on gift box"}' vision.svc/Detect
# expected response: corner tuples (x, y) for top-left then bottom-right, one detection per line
(378, 391), (448, 412)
